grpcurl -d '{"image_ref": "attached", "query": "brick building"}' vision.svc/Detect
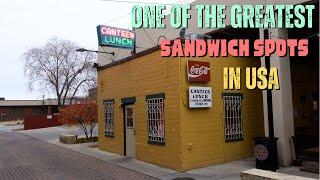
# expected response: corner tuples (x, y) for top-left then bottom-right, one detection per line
(97, 46), (265, 170)
(0, 99), (58, 122)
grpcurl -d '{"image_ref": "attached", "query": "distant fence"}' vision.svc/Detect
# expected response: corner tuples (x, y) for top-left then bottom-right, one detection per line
(24, 115), (62, 130)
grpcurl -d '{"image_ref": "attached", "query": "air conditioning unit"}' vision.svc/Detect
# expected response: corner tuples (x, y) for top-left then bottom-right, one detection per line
(184, 33), (212, 40)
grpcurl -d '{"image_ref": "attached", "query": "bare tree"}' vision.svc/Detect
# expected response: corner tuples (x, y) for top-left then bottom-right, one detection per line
(24, 37), (96, 106)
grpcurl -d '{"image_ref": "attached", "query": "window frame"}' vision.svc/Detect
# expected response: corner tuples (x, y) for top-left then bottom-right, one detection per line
(222, 93), (244, 142)
(146, 93), (165, 145)
(103, 99), (115, 137)
(125, 106), (134, 128)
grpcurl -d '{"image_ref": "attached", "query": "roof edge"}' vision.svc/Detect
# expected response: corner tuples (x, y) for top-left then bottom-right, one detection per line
(98, 45), (161, 71)
(97, 26), (232, 71)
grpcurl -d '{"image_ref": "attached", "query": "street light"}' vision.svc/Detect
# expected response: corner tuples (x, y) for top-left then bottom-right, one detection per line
(76, 48), (115, 68)
(76, 48), (115, 56)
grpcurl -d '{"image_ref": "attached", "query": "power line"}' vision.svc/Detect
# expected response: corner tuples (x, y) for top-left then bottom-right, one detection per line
(100, 0), (182, 5)
(102, 0), (189, 28)
(100, 0), (233, 7)
(107, 13), (131, 24)
(100, 0), (234, 26)
(142, 28), (156, 46)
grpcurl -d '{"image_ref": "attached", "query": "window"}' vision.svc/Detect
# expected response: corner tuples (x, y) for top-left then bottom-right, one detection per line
(223, 93), (243, 141)
(104, 100), (114, 137)
(146, 93), (165, 145)
(125, 107), (134, 128)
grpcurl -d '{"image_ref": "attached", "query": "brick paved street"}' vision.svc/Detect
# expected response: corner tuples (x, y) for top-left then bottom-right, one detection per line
(0, 131), (157, 180)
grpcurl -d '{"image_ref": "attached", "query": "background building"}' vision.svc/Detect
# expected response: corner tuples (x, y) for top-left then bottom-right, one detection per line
(0, 98), (59, 122)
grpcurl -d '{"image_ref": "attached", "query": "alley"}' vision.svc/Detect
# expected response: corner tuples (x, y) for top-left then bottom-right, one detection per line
(0, 131), (157, 180)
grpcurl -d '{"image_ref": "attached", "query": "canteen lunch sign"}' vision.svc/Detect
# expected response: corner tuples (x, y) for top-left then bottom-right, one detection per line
(97, 25), (135, 49)
(189, 86), (212, 108)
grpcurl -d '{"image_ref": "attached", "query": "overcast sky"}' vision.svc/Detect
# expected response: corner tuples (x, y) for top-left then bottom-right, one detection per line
(0, 0), (193, 100)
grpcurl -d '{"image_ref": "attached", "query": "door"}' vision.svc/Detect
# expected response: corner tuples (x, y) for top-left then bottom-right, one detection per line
(125, 105), (136, 158)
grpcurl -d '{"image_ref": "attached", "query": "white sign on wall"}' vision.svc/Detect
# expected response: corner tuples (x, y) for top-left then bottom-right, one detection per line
(189, 86), (212, 108)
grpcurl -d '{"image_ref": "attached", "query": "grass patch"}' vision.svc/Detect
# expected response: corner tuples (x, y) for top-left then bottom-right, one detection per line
(76, 136), (98, 144)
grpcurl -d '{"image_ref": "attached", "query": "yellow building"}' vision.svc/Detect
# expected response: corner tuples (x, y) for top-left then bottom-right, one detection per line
(97, 46), (264, 171)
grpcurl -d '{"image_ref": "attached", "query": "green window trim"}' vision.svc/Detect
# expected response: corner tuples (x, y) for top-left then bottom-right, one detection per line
(121, 97), (136, 105)
(221, 92), (243, 99)
(145, 93), (165, 101)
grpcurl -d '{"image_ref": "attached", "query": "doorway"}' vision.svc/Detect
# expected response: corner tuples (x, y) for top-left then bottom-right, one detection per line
(124, 105), (136, 158)
(288, 2), (319, 164)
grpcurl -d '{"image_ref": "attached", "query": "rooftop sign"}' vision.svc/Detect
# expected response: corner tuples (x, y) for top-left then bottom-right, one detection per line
(97, 25), (135, 49)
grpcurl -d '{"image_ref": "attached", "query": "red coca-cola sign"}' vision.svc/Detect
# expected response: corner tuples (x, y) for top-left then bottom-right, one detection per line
(187, 61), (210, 82)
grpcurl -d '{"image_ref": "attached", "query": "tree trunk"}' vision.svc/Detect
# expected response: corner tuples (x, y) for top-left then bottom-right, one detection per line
(84, 131), (89, 140)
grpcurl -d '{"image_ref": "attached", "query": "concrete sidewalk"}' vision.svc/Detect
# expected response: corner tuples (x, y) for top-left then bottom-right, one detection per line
(18, 126), (318, 180)
(0, 124), (23, 132)
(20, 125), (97, 142)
